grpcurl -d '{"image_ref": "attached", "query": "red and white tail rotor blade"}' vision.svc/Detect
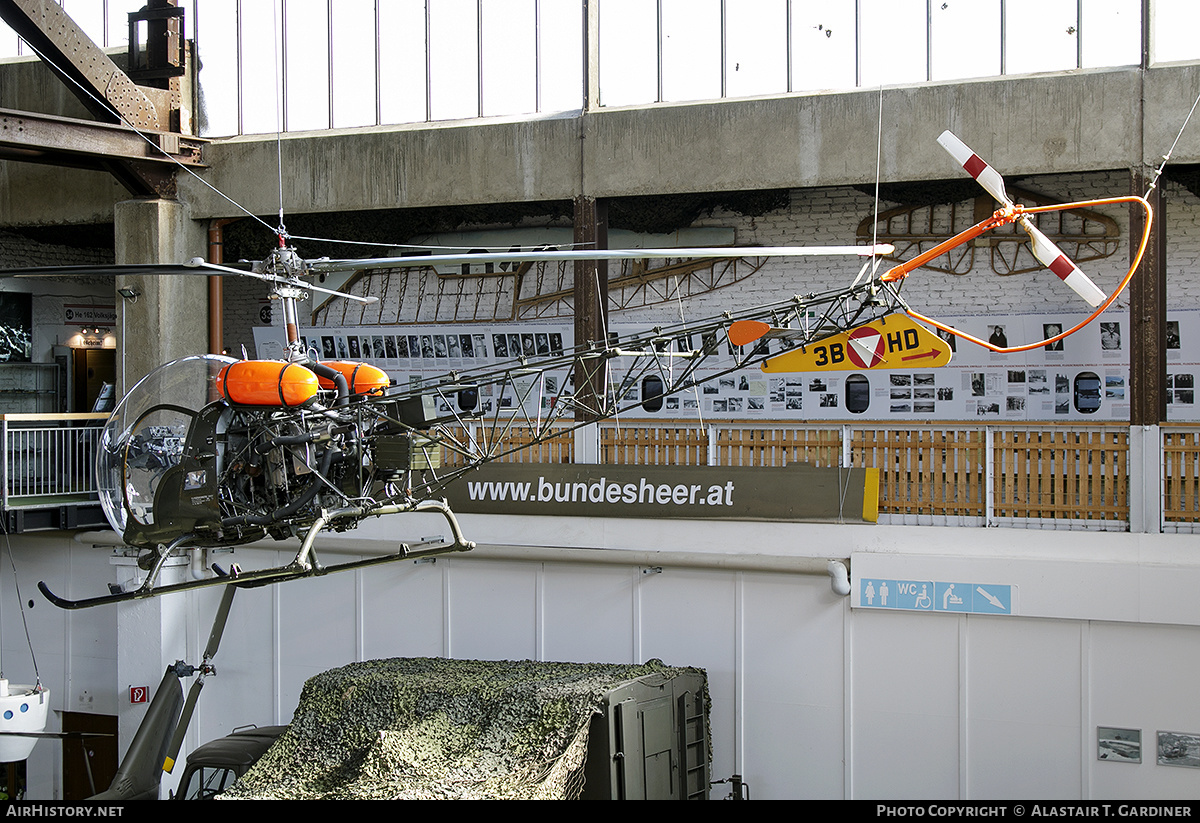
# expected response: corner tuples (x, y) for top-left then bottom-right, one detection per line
(937, 130), (1011, 206)
(1021, 220), (1107, 308)
(939, 129), (1106, 309)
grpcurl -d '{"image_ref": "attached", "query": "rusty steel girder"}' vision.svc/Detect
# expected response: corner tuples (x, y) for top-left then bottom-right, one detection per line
(0, 0), (199, 197)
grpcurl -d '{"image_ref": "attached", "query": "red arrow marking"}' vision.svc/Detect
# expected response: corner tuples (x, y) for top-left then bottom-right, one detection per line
(901, 349), (941, 362)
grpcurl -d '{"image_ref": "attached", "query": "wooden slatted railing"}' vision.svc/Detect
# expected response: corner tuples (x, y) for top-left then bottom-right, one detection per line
(992, 427), (1127, 521)
(432, 418), (1133, 526)
(851, 428), (987, 518)
(601, 424), (707, 466)
(0, 409), (1151, 527)
(1163, 426), (1200, 523)
(713, 426), (841, 468)
(440, 424), (574, 466)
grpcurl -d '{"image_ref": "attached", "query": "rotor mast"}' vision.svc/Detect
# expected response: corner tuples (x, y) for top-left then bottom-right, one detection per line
(253, 239), (311, 362)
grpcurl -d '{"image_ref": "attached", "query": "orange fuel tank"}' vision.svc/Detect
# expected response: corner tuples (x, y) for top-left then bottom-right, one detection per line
(316, 361), (390, 395)
(217, 361), (320, 407)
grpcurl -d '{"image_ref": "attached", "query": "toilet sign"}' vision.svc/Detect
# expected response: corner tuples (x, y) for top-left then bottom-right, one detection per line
(858, 578), (1012, 615)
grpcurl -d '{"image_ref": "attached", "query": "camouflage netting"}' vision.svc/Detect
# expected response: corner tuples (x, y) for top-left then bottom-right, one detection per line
(219, 657), (704, 800)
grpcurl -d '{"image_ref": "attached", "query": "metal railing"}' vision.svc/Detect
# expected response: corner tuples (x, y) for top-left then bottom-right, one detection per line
(0, 412), (1144, 531)
(1162, 425), (1200, 528)
(1, 414), (108, 510)
(715, 422), (1127, 528)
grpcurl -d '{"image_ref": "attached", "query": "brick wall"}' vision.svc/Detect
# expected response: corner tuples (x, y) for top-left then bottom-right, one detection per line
(304, 172), (1193, 329)
(0, 230), (113, 268)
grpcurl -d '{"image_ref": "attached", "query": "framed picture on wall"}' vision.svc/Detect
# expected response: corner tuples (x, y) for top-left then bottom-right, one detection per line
(1157, 731), (1200, 767)
(0, 292), (31, 362)
(1097, 727), (1141, 763)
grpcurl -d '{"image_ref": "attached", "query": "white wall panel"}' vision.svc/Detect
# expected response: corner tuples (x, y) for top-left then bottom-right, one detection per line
(446, 560), (538, 661)
(964, 617), (1083, 798)
(191, 576), (281, 732)
(1089, 622), (1200, 799)
(361, 558), (446, 661)
(741, 572), (847, 799)
(636, 568), (737, 794)
(19, 518), (1200, 800)
(278, 557), (359, 721)
(540, 563), (636, 664)
(4, 536), (115, 799)
(851, 609), (962, 799)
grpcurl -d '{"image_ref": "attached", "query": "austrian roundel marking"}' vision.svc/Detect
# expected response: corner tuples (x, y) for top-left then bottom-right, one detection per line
(847, 326), (885, 368)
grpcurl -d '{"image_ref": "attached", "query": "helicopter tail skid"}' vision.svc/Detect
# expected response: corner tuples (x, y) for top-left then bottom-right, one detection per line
(37, 500), (475, 610)
(876, 131), (1153, 354)
(876, 193), (1153, 354)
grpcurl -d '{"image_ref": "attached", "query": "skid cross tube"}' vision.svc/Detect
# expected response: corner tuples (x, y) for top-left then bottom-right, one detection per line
(38, 500), (475, 609)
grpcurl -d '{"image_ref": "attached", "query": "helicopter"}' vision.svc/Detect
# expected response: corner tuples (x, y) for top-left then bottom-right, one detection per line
(7, 132), (1148, 610)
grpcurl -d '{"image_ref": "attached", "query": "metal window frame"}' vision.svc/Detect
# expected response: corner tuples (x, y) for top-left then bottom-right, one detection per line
(136, 2), (1152, 135)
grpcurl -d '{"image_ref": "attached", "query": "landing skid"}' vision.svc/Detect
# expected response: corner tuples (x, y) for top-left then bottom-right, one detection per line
(39, 499), (476, 610)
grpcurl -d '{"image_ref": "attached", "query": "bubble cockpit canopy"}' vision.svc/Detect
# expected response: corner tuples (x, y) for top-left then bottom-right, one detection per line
(97, 355), (235, 536)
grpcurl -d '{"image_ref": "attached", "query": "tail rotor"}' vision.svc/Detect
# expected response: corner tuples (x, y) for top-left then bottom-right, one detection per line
(1022, 221), (1106, 307)
(937, 130), (1107, 308)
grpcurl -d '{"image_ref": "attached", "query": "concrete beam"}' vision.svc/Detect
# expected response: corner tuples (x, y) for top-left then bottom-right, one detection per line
(580, 68), (1145, 196)
(0, 53), (97, 123)
(183, 113), (584, 218)
(1143, 61), (1200, 166)
(183, 64), (1187, 217)
(4, 61), (1200, 227)
(0, 161), (121, 225)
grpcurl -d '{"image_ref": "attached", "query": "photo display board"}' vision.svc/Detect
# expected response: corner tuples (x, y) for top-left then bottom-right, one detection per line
(254, 309), (1200, 422)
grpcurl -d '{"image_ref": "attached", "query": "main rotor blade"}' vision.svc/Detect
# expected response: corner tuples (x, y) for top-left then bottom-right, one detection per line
(204, 585), (237, 661)
(183, 260), (379, 304)
(937, 130), (1011, 206)
(1, 245), (896, 284)
(1021, 219), (1106, 307)
(163, 679), (203, 774)
(0, 261), (375, 304)
(0, 263), (247, 278)
(163, 586), (236, 774)
(309, 244), (897, 274)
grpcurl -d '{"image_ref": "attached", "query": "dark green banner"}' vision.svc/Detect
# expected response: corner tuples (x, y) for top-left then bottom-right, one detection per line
(444, 463), (878, 522)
